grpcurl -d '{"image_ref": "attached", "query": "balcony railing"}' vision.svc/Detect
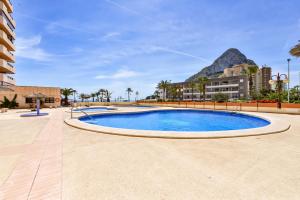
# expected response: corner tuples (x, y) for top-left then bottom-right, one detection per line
(7, 62), (13, 68)
(0, 11), (15, 30)
(0, 80), (14, 87)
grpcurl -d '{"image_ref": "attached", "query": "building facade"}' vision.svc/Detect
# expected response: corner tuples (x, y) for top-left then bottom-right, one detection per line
(163, 75), (249, 101)
(0, 86), (61, 108)
(184, 75), (249, 100)
(161, 64), (273, 101)
(0, 0), (15, 90)
(0, 1), (62, 109)
(253, 65), (272, 92)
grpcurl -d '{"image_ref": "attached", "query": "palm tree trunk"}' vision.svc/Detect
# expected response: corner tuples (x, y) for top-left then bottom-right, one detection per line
(192, 88), (194, 101)
(203, 85), (206, 101)
(64, 96), (68, 105)
(249, 76), (253, 98)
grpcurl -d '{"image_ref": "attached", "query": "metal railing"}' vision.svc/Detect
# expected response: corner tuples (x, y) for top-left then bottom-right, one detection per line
(7, 62), (13, 68)
(70, 107), (93, 120)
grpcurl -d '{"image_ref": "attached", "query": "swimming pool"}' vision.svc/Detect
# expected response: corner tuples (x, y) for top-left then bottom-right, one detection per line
(74, 107), (115, 112)
(79, 110), (270, 132)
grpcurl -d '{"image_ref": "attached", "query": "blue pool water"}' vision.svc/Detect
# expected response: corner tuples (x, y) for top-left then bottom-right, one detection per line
(74, 107), (115, 112)
(80, 110), (270, 132)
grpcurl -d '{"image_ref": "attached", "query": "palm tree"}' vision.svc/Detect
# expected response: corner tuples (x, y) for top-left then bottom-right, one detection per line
(169, 85), (180, 101)
(79, 93), (90, 102)
(126, 88), (133, 101)
(197, 77), (209, 101)
(104, 90), (112, 102)
(95, 91), (100, 102)
(290, 41), (300, 57)
(99, 89), (106, 102)
(157, 80), (171, 101)
(61, 88), (74, 106)
(243, 64), (259, 98)
(154, 90), (160, 100)
(188, 81), (196, 101)
(71, 89), (77, 103)
(79, 93), (85, 102)
(135, 91), (139, 101)
(90, 93), (96, 102)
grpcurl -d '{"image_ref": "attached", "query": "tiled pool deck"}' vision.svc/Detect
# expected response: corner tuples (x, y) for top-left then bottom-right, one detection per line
(0, 107), (299, 199)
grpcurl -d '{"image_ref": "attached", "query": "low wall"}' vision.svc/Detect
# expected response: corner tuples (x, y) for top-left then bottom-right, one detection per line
(74, 102), (137, 107)
(138, 101), (300, 114)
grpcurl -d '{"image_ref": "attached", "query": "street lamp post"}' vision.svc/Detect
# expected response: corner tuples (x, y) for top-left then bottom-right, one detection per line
(287, 58), (291, 103)
(269, 73), (289, 109)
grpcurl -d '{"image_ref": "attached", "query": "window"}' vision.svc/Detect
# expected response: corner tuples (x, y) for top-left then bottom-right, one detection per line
(25, 98), (36, 104)
(45, 97), (55, 103)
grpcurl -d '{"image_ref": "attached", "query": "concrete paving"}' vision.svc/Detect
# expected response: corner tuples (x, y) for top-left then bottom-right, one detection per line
(0, 108), (300, 199)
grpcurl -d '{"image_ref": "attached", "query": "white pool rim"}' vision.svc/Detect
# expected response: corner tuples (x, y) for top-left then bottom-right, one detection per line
(64, 108), (290, 139)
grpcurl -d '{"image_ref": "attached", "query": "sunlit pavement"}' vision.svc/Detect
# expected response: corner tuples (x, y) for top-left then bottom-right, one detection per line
(0, 108), (300, 199)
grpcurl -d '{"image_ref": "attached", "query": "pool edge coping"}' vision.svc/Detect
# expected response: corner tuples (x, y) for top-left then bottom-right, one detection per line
(64, 108), (291, 139)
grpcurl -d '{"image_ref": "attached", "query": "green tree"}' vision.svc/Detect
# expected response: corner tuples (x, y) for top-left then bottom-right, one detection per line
(188, 81), (196, 101)
(0, 94), (18, 109)
(242, 65), (259, 98)
(104, 90), (112, 102)
(212, 93), (229, 103)
(169, 85), (180, 101)
(98, 89), (106, 102)
(79, 93), (90, 102)
(95, 91), (100, 102)
(289, 85), (300, 102)
(72, 89), (77, 103)
(126, 88), (133, 101)
(90, 93), (96, 102)
(154, 90), (160, 100)
(197, 77), (209, 101)
(157, 80), (171, 101)
(61, 88), (74, 106)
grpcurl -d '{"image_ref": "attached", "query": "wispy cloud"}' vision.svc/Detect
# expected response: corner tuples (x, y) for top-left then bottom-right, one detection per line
(102, 32), (121, 40)
(95, 69), (142, 79)
(153, 46), (210, 63)
(15, 35), (52, 61)
(105, 0), (141, 15)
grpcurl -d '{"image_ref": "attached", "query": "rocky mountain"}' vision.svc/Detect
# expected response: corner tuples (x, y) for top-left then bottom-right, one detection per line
(185, 48), (256, 82)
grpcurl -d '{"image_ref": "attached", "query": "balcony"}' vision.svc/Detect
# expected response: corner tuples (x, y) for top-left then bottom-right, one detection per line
(2, 0), (13, 13)
(0, 73), (15, 86)
(0, 58), (14, 73)
(206, 84), (239, 89)
(0, 44), (14, 62)
(0, 2), (15, 27)
(0, 14), (15, 39)
(0, 29), (14, 51)
(206, 91), (239, 95)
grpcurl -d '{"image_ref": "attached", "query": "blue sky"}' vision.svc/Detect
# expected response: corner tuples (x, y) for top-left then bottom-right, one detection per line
(13, 0), (300, 99)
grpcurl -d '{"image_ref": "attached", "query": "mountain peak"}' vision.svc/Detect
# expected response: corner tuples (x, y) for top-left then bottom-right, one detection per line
(185, 48), (256, 82)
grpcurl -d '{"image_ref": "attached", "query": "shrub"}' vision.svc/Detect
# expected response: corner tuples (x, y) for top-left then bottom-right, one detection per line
(212, 93), (229, 103)
(0, 94), (18, 109)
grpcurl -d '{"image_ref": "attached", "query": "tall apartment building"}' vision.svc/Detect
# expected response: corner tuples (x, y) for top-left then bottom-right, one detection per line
(162, 64), (272, 101)
(0, 0), (15, 90)
(0, 1), (62, 108)
(253, 65), (272, 92)
(164, 75), (249, 101)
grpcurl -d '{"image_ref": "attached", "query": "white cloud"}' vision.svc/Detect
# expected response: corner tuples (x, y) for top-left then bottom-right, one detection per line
(95, 69), (142, 79)
(102, 32), (121, 40)
(15, 35), (52, 61)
